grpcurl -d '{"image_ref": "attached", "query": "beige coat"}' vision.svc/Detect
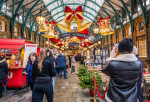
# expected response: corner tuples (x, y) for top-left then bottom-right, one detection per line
(71, 56), (76, 66)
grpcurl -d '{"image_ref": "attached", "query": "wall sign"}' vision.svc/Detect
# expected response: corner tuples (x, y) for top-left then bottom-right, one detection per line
(59, 33), (89, 38)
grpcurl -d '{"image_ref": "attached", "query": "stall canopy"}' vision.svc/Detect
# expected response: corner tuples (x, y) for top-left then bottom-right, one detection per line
(0, 39), (25, 49)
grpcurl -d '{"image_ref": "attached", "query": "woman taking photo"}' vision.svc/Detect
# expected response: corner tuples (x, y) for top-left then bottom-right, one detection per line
(102, 38), (141, 102)
(23, 52), (38, 91)
(32, 48), (56, 102)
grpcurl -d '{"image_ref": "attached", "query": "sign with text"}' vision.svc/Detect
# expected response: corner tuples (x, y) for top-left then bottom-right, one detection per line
(69, 43), (79, 46)
(59, 33), (89, 38)
(23, 44), (37, 68)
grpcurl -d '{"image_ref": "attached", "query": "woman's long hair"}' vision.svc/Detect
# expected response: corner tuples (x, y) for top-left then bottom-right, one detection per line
(38, 48), (47, 72)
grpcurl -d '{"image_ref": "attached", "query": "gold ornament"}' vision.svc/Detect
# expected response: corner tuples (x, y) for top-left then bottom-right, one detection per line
(57, 13), (74, 32)
(43, 24), (55, 38)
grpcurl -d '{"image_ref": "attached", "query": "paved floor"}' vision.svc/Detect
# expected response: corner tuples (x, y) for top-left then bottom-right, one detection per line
(53, 62), (104, 102)
(0, 62), (105, 102)
(1, 62), (149, 102)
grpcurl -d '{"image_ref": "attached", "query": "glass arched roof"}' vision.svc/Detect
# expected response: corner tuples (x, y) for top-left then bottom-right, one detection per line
(43, 0), (105, 33)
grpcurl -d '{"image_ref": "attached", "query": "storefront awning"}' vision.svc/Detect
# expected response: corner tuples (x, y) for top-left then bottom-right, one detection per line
(0, 39), (25, 49)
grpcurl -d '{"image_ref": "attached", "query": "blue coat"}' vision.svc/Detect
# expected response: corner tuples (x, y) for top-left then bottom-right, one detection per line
(136, 54), (143, 101)
(56, 54), (66, 69)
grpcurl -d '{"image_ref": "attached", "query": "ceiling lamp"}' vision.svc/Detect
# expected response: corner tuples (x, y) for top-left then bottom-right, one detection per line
(35, 10), (46, 26)
(45, 41), (49, 45)
(93, 26), (99, 34)
(98, 41), (101, 44)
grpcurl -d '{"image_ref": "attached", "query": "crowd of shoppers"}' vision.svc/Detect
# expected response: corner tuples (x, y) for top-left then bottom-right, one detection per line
(0, 37), (145, 102)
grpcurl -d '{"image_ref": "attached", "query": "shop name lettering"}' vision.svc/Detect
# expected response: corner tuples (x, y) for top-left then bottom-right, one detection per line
(59, 33), (89, 38)
(26, 45), (36, 47)
(69, 43), (79, 46)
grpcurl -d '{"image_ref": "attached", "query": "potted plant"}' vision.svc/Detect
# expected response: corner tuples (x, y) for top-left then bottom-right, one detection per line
(77, 65), (102, 97)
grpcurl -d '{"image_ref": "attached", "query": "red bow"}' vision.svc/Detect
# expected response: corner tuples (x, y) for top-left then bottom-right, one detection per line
(97, 16), (111, 23)
(64, 6), (83, 22)
(45, 21), (57, 25)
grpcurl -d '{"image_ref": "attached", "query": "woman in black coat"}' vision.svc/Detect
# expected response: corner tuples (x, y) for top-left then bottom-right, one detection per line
(32, 48), (56, 102)
(102, 38), (141, 102)
(0, 55), (8, 98)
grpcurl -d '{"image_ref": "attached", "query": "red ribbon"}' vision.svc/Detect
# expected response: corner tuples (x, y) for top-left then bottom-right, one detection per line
(64, 6), (83, 22)
(45, 21), (57, 25)
(97, 16), (111, 23)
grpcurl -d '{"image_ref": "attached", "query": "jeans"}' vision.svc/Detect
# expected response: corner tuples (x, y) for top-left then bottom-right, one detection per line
(0, 83), (3, 98)
(71, 66), (75, 73)
(52, 77), (55, 91)
(59, 68), (66, 78)
(32, 82), (53, 102)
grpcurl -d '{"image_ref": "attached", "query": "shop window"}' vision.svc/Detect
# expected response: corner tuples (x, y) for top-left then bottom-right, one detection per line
(14, 27), (19, 36)
(0, 21), (6, 32)
(128, 27), (132, 36)
(139, 21), (144, 32)
(137, 39), (147, 57)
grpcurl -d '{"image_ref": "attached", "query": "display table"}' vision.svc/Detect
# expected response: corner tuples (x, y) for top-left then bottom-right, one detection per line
(6, 66), (26, 88)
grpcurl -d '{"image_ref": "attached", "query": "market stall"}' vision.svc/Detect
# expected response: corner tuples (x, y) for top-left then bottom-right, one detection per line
(0, 39), (26, 88)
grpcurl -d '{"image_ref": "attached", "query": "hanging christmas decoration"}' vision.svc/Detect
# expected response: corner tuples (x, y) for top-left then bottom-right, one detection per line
(57, 6), (91, 32)
(43, 21), (57, 38)
(97, 16), (114, 35)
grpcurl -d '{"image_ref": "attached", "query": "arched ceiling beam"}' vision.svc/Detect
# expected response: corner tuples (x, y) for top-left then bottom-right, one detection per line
(21, 0), (41, 37)
(87, 0), (110, 17)
(49, 3), (104, 18)
(57, 14), (93, 23)
(10, 0), (25, 38)
(0, 0), (5, 14)
(105, 0), (122, 24)
(20, 1), (43, 14)
(53, 10), (97, 21)
(102, 7), (115, 14)
(10, 0), (22, 7)
(21, 0), (36, 8)
(108, 0), (123, 8)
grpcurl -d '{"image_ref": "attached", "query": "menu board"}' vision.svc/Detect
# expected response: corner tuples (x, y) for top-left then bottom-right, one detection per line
(23, 44), (37, 68)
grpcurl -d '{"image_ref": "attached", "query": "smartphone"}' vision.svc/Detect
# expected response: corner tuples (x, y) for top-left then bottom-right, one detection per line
(114, 43), (119, 52)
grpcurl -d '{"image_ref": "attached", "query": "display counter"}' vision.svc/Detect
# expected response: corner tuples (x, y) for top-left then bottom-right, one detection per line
(6, 66), (26, 88)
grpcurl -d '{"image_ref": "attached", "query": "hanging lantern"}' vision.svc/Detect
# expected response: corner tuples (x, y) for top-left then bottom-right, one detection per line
(35, 16), (46, 26)
(43, 24), (55, 38)
(98, 41), (101, 44)
(93, 26), (99, 34)
(97, 17), (114, 35)
(85, 39), (89, 42)
(45, 41), (49, 45)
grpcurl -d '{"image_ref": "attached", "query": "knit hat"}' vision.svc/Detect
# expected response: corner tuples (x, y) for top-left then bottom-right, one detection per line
(118, 38), (133, 53)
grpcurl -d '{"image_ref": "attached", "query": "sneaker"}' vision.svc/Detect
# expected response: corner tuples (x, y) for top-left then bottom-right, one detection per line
(72, 73), (74, 75)
(64, 77), (68, 79)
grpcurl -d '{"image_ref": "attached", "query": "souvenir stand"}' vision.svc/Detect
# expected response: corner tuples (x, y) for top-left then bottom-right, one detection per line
(0, 39), (26, 88)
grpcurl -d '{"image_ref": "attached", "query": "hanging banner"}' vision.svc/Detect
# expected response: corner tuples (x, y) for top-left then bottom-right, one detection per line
(69, 43), (79, 46)
(59, 33), (89, 38)
(23, 44), (37, 68)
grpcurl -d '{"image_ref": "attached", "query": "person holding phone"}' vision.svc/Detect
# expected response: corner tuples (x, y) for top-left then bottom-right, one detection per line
(23, 52), (38, 91)
(102, 38), (141, 102)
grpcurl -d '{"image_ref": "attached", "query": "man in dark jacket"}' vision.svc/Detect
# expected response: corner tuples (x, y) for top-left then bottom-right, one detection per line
(0, 55), (8, 98)
(102, 38), (141, 102)
(133, 46), (143, 102)
(56, 53), (67, 79)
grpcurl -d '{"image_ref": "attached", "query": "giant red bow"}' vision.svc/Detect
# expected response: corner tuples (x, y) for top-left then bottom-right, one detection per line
(45, 21), (57, 25)
(97, 16), (111, 23)
(64, 6), (83, 22)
